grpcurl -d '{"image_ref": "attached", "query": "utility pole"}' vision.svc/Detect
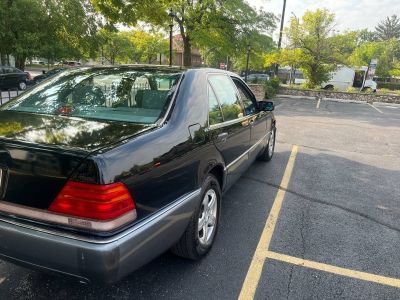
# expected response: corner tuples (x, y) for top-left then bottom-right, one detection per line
(274, 0), (287, 76)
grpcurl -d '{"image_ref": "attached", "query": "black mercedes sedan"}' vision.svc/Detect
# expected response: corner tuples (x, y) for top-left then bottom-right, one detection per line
(0, 66), (276, 284)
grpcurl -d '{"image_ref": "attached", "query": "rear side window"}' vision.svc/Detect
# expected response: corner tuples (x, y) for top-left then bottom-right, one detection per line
(208, 84), (224, 125)
(208, 74), (244, 122)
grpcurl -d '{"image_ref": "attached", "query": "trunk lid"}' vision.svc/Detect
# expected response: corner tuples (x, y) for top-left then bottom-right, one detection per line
(0, 111), (152, 210)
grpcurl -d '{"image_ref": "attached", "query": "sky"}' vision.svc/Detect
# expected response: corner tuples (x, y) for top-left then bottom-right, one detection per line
(251, 0), (400, 41)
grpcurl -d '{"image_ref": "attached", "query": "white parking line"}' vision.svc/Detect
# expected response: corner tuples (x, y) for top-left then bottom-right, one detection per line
(316, 98), (321, 109)
(367, 103), (383, 114)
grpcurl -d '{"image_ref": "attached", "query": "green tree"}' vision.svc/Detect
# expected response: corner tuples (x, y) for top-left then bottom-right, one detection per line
(375, 15), (400, 41)
(0, 0), (100, 69)
(91, 0), (276, 67)
(348, 39), (399, 78)
(286, 9), (338, 88)
(127, 30), (169, 64)
(358, 29), (377, 43)
(349, 42), (385, 67)
(0, 0), (46, 69)
(98, 29), (134, 65)
(390, 62), (400, 77)
(330, 31), (361, 63)
(264, 48), (303, 84)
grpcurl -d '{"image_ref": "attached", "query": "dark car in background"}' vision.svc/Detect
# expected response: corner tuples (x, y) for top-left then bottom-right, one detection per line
(244, 73), (270, 83)
(0, 66), (276, 284)
(0, 66), (29, 90)
(31, 67), (66, 85)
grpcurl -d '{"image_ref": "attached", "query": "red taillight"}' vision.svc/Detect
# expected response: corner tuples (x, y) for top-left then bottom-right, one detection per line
(49, 181), (135, 221)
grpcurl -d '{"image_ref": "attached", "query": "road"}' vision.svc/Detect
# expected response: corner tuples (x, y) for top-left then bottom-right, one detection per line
(0, 98), (399, 299)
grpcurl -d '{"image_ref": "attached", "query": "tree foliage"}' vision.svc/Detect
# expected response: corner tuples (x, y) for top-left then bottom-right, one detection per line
(95, 28), (169, 65)
(285, 9), (338, 88)
(91, 0), (276, 67)
(127, 30), (169, 64)
(375, 15), (400, 41)
(0, 0), (100, 69)
(349, 39), (400, 77)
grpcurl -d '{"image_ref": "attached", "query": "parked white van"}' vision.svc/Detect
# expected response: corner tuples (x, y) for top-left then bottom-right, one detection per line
(294, 66), (377, 91)
(321, 66), (377, 92)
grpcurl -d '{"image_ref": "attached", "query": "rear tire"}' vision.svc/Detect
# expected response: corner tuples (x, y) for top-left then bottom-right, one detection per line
(171, 174), (221, 260)
(258, 127), (276, 162)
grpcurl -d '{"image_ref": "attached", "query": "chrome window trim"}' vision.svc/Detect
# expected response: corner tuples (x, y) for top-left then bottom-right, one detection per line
(208, 115), (255, 130)
(207, 72), (246, 125)
(157, 71), (185, 126)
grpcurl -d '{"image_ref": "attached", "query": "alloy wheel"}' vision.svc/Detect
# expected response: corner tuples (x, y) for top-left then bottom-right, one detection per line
(198, 189), (218, 246)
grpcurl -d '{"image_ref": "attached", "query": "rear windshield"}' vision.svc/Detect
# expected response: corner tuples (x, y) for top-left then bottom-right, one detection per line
(2, 67), (182, 124)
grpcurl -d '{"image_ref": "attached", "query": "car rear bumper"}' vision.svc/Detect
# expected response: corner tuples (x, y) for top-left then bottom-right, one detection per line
(0, 189), (200, 284)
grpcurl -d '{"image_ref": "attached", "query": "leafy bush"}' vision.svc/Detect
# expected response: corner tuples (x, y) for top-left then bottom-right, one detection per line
(346, 87), (357, 93)
(377, 88), (391, 95)
(377, 82), (400, 91)
(264, 77), (280, 99)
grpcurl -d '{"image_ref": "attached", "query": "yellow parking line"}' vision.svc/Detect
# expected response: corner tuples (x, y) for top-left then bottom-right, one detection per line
(266, 251), (400, 289)
(238, 145), (298, 300)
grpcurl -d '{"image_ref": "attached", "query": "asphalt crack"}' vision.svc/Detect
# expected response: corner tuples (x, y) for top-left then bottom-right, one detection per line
(286, 265), (294, 300)
(242, 176), (400, 234)
(300, 209), (306, 258)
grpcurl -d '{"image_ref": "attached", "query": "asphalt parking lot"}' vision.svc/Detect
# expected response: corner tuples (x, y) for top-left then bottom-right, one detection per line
(0, 97), (399, 299)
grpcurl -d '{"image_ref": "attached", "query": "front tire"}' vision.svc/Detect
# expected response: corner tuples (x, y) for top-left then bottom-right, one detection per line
(258, 127), (276, 162)
(171, 174), (221, 260)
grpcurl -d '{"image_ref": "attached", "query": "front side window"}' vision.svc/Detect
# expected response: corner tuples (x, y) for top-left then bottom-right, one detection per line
(233, 79), (257, 115)
(2, 68), (182, 124)
(208, 74), (244, 122)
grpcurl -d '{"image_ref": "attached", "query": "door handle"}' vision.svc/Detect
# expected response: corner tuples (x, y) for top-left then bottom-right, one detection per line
(216, 132), (228, 143)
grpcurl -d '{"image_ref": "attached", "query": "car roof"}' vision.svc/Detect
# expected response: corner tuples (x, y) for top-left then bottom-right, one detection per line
(58, 65), (240, 78)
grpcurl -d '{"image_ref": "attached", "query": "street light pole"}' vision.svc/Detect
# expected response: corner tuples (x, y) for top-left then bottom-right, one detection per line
(169, 24), (173, 66)
(275, 0), (287, 76)
(245, 44), (251, 82)
(168, 8), (176, 67)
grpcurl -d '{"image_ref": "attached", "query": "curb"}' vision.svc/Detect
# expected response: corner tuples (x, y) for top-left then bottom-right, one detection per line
(276, 94), (367, 104)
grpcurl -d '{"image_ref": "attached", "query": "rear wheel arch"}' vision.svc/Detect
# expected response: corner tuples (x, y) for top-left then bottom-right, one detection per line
(208, 164), (225, 191)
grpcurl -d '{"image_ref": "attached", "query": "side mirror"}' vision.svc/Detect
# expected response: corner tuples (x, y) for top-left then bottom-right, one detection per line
(258, 101), (274, 112)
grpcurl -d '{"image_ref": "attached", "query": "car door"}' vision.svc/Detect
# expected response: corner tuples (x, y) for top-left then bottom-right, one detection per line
(232, 77), (272, 160)
(208, 74), (252, 189)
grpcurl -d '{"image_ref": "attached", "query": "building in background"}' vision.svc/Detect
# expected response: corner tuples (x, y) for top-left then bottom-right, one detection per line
(172, 35), (203, 67)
